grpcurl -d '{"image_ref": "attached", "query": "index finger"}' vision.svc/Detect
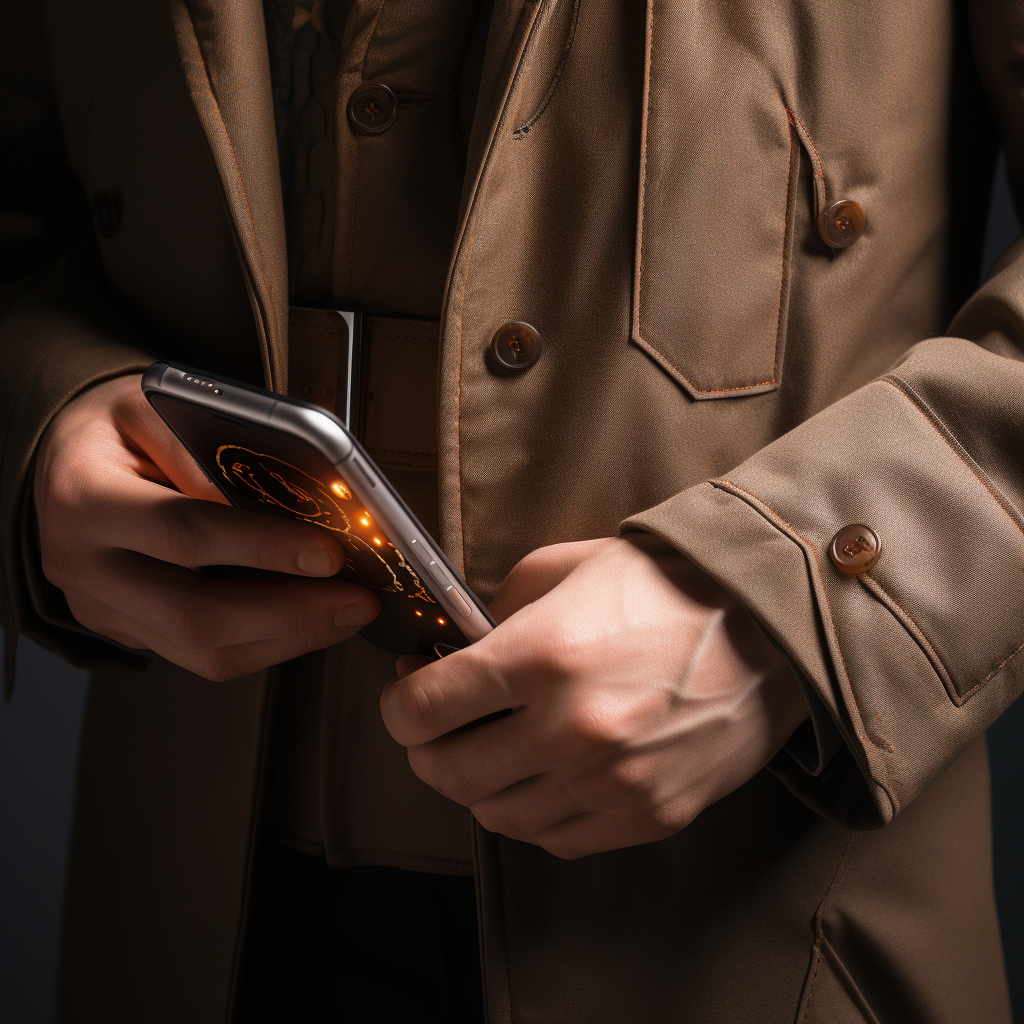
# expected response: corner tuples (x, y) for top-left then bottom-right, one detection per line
(381, 639), (520, 746)
(90, 471), (349, 576)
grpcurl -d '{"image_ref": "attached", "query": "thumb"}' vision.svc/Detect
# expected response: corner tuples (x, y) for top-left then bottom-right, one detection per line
(488, 537), (612, 623)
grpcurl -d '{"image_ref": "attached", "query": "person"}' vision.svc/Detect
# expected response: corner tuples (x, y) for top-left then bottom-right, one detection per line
(2, 1), (1021, 1021)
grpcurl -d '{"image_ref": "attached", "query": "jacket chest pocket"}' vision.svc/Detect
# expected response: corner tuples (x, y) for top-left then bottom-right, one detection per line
(633, 5), (803, 400)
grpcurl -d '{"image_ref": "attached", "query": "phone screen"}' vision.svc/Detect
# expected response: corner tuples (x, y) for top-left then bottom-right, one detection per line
(149, 392), (468, 654)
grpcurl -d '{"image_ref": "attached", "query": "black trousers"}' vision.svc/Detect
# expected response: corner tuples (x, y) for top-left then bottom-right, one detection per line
(235, 842), (485, 1024)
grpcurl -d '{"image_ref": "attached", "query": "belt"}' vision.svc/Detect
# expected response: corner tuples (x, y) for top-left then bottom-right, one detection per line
(287, 307), (440, 459)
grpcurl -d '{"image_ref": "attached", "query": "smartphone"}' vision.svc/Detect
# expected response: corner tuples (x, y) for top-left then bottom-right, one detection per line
(141, 361), (495, 656)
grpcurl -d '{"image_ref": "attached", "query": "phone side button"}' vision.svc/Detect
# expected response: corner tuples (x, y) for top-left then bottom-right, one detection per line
(445, 585), (473, 618)
(348, 455), (377, 490)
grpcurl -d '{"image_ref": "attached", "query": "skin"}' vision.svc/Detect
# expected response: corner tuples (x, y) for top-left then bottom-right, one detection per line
(33, 373), (380, 681)
(383, 535), (810, 859)
(36, 372), (809, 858)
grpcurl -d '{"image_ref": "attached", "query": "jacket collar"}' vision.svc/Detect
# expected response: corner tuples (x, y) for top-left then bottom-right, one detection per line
(169, 0), (289, 393)
(167, 0), (541, 394)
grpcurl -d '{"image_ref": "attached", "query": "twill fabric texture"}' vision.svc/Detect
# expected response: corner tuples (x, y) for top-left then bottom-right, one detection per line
(0, 2), (1020, 1023)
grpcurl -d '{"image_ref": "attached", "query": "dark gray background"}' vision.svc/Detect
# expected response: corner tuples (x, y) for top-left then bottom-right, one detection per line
(1, 160), (1023, 1024)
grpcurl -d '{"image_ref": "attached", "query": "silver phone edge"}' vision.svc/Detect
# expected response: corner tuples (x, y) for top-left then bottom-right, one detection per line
(143, 361), (492, 645)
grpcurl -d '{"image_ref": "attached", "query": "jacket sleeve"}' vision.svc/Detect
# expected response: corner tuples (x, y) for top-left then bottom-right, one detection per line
(0, 9), (153, 676)
(624, 9), (1024, 830)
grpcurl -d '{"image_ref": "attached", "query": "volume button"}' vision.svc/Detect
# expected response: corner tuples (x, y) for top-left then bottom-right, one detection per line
(445, 586), (473, 618)
(347, 455), (377, 491)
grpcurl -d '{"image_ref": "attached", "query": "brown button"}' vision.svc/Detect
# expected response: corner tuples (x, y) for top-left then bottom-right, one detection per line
(488, 322), (542, 373)
(347, 83), (398, 135)
(817, 199), (866, 248)
(829, 524), (881, 574)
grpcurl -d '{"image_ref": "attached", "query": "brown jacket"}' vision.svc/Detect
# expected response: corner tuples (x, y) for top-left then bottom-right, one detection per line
(1, 1), (1022, 1021)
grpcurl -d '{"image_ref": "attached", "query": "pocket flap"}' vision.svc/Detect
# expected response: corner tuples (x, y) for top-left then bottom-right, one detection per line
(633, 3), (800, 399)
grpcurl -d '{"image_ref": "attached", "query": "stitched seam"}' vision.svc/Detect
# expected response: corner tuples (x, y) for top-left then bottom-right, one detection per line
(511, 0), (582, 138)
(979, 639), (1024, 689)
(799, 832), (858, 1024)
(771, 106), (796, 384)
(633, 46), (783, 395)
(786, 106), (826, 215)
(445, 0), (545, 578)
(632, 0), (653, 358)
(713, 478), (894, 759)
(797, 937), (823, 1024)
(367, 333), (438, 343)
(181, 17), (279, 388)
(456, 210), (482, 576)
(878, 376), (1024, 536)
(858, 573), (962, 704)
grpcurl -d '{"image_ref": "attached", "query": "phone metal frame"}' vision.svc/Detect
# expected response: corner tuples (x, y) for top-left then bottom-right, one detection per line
(141, 360), (495, 645)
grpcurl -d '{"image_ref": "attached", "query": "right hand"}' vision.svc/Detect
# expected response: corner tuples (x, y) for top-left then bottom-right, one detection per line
(32, 373), (379, 680)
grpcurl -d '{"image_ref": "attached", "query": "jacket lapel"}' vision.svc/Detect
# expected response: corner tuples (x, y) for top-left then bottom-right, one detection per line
(169, 0), (289, 393)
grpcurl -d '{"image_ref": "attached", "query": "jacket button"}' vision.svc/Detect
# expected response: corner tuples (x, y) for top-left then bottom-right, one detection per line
(347, 83), (398, 135)
(829, 524), (881, 574)
(817, 199), (866, 248)
(92, 191), (121, 238)
(488, 322), (542, 373)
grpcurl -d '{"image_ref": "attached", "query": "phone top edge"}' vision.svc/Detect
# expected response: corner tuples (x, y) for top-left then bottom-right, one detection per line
(146, 360), (353, 462)
(144, 360), (494, 641)
(140, 363), (168, 391)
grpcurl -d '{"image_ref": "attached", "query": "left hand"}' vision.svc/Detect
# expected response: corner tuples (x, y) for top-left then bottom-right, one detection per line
(381, 534), (810, 859)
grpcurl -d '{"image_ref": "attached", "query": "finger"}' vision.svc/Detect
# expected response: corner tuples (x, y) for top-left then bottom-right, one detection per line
(406, 703), (587, 806)
(111, 375), (229, 500)
(65, 585), (373, 681)
(381, 640), (521, 746)
(522, 806), (676, 860)
(488, 538), (611, 623)
(67, 547), (378, 650)
(395, 654), (432, 678)
(467, 747), (617, 841)
(84, 472), (350, 576)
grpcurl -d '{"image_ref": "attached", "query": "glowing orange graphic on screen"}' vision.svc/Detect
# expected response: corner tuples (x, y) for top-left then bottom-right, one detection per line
(214, 445), (436, 605)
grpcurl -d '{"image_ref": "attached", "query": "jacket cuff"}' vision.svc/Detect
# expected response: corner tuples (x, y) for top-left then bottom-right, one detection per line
(623, 348), (1024, 829)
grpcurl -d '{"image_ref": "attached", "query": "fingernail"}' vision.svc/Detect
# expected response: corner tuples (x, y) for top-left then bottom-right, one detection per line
(335, 603), (372, 628)
(297, 547), (334, 575)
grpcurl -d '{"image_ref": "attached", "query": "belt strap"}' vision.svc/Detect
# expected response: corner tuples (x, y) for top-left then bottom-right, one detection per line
(287, 308), (440, 454)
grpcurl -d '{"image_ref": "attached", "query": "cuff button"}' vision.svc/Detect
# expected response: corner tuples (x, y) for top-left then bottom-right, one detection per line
(829, 524), (881, 574)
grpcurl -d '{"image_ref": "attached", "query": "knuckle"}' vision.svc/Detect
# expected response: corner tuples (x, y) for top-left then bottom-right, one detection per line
(539, 631), (596, 681)
(538, 836), (588, 861)
(427, 750), (477, 806)
(166, 601), (214, 650)
(157, 503), (208, 567)
(192, 649), (243, 682)
(473, 803), (528, 841)
(397, 678), (445, 735)
(648, 797), (696, 835)
(602, 757), (655, 801)
(564, 698), (628, 749)
(65, 593), (104, 634)
(39, 548), (74, 589)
